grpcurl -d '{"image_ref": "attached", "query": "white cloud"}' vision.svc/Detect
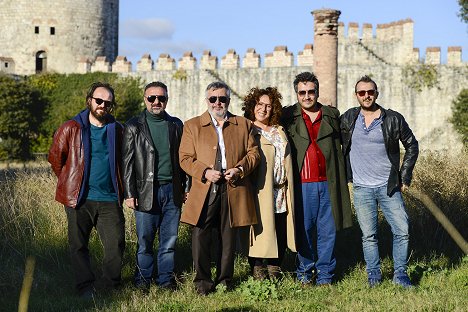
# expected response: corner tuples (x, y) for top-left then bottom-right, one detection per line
(121, 18), (175, 40)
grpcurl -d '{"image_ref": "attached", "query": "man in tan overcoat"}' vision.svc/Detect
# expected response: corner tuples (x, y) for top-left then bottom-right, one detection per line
(179, 81), (260, 295)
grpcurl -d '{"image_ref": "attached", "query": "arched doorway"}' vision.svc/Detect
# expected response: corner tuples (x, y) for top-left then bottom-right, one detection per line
(35, 51), (47, 73)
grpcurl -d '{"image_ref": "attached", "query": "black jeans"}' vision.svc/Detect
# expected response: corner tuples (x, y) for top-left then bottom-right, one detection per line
(65, 200), (125, 294)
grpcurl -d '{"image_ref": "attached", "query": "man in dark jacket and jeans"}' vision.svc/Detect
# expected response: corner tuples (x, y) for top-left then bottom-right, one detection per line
(341, 75), (419, 288)
(48, 82), (125, 299)
(281, 72), (352, 286)
(122, 81), (186, 291)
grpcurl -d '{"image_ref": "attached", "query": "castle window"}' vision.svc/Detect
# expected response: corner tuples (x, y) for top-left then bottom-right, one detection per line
(4, 63), (8, 68)
(35, 26), (39, 34)
(50, 27), (55, 35)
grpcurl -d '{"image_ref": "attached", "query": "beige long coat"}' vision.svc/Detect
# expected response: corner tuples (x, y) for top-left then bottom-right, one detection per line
(248, 126), (296, 257)
(179, 111), (260, 227)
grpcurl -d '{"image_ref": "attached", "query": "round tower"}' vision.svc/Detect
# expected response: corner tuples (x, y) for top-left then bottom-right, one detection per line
(312, 9), (340, 107)
(0, 0), (119, 75)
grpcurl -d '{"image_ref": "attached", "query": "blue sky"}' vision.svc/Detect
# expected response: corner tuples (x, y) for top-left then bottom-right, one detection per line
(119, 0), (467, 66)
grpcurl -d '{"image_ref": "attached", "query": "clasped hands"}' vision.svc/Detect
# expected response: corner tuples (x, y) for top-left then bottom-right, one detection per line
(204, 168), (241, 184)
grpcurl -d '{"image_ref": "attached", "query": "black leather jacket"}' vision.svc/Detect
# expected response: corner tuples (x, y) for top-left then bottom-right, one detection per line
(340, 105), (419, 196)
(122, 111), (186, 211)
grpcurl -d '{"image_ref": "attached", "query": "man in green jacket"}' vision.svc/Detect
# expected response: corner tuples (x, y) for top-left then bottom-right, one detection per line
(281, 72), (352, 285)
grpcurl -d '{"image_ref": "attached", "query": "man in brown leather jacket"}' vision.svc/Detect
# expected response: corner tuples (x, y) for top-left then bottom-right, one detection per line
(48, 82), (125, 299)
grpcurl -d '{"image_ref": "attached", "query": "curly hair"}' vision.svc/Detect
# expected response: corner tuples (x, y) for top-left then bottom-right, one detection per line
(242, 87), (283, 126)
(293, 72), (319, 93)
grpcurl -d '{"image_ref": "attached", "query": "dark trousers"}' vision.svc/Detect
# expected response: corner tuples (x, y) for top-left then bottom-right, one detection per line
(248, 212), (287, 267)
(192, 182), (237, 293)
(65, 200), (125, 294)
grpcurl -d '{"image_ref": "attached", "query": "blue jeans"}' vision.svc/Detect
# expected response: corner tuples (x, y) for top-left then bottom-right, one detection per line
(134, 183), (181, 286)
(296, 181), (336, 284)
(353, 185), (409, 279)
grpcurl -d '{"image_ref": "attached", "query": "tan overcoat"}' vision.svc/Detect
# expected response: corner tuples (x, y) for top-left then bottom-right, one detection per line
(179, 111), (260, 227)
(248, 126), (296, 258)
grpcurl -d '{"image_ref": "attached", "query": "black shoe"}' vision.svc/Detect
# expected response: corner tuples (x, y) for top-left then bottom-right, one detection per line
(160, 281), (178, 291)
(135, 281), (151, 293)
(79, 287), (96, 300)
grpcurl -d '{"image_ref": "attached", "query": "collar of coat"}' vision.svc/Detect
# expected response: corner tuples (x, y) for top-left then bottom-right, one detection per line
(289, 102), (336, 119)
(284, 102), (339, 142)
(200, 110), (239, 127)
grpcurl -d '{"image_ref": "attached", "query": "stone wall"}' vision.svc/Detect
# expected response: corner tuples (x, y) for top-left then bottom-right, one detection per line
(0, 0), (118, 75)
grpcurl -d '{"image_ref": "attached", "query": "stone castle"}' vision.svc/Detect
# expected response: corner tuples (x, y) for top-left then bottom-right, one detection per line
(0, 2), (466, 151)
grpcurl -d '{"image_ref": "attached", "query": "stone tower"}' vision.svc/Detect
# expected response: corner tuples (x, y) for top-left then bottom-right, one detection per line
(0, 0), (119, 75)
(312, 9), (341, 107)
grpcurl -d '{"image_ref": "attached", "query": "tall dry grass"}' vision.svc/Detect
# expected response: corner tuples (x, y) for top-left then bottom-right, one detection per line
(0, 153), (467, 311)
(404, 151), (468, 257)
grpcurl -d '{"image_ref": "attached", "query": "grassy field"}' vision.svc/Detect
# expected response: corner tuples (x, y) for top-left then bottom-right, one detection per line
(0, 151), (467, 311)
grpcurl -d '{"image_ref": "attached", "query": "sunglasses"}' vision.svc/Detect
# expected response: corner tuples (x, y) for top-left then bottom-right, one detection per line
(207, 96), (229, 104)
(356, 90), (376, 97)
(92, 97), (112, 107)
(297, 90), (316, 97)
(147, 95), (167, 103)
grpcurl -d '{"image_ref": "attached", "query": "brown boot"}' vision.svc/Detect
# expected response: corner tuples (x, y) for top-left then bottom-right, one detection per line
(267, 265), (282, 280)
(252, 265), (267, 280)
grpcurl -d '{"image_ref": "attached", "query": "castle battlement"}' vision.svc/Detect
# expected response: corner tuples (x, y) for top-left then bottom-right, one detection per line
(78, 43), (465, 74)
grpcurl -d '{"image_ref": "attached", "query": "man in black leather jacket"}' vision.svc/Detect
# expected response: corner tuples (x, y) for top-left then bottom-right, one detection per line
(340, 75), (418, 288)
(122, 81), (186, 291)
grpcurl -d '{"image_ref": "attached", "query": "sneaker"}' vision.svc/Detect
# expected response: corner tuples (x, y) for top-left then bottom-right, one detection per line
(368, 277), (381, 288)
(393, 274), (412, 288)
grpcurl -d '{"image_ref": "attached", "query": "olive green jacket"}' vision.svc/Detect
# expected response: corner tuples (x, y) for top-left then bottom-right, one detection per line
(281, 103), (352, 230)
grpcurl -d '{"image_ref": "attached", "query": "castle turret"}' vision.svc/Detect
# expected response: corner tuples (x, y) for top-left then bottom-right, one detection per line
(312, 9), (341, 107)
(0, 0), (119, 75)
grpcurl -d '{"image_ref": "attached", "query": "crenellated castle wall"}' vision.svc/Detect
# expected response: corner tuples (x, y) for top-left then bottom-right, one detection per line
(1, 14), (466, 151)
(108, 19), (466, 152)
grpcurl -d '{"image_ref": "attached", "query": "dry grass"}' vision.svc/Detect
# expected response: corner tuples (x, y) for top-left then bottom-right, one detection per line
(0, 153), (467, 311)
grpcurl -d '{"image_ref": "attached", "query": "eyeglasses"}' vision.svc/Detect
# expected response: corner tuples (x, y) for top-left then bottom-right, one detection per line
(297, 90), (316, 97)
(147, 95), (167, 103)
(356, 90), (376, 97)
(207, 96), (229, 104)
(92, 97), (112, 107)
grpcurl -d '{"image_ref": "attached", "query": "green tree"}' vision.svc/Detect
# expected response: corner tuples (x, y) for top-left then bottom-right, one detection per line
(0, 75), (42, 160)
(459, 0), (468, 23)
(451, 89), (468, 147)
(30, 72), (143, 152)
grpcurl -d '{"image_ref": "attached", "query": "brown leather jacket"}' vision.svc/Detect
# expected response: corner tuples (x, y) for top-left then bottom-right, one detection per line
(48, 109), (124, 208)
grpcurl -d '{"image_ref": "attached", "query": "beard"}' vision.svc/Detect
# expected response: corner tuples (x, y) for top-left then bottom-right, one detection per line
(208, 106), (227, 119)
(88, 103), (108, 123)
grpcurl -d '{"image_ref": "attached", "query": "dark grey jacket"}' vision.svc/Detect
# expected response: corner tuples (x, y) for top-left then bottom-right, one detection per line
(122, 111), (186, 211)
(340, 105), (419, 196)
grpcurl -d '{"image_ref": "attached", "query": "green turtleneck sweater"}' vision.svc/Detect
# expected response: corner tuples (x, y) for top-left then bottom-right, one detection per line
(145, 110), (172, 183)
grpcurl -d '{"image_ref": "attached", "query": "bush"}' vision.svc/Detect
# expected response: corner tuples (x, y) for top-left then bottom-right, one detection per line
(0, 75), (44, 160)
(28, 73), (143, 153)
(450, 88), (468, 147)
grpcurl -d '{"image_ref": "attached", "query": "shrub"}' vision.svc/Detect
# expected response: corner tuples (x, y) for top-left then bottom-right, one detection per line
(0, 75), (44, 160)
(450, 88), (468, 147)
(28, 73), (143, 153)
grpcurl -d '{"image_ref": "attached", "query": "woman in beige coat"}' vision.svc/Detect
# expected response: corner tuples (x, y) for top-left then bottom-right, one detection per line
(242, 87), (296, 280)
